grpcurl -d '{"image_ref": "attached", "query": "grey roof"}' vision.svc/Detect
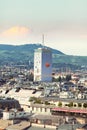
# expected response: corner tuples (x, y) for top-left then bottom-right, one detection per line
(30, 103), (54, 108)
(27, 124), (83, 130)
(27, 126), (55, 130)
(82, 124), (87, 128)
(41, 97), (87, 103)
(58, 124), (83, 130)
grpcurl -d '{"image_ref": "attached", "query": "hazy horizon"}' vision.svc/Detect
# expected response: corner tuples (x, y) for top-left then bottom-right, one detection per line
(0, 0), (87, 56)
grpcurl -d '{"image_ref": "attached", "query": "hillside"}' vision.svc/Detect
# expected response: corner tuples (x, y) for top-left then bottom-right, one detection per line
(0, 44), (63, 65)
(0, 44), (64, 54)
(0, 44), (87, 67)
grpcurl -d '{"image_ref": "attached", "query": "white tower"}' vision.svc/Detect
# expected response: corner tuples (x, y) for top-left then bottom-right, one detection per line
(34, 47), (52, 82)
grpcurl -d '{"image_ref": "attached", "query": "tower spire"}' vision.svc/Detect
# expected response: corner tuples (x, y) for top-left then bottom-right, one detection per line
(42, 34), (45, 48)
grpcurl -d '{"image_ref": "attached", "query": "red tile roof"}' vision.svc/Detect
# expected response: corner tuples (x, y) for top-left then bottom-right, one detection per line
(52, 107), (87, 114)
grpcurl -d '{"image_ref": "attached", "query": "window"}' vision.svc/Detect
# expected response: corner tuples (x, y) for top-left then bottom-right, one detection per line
(36, 107), (38, 111)
(45, 108), (47, 112)
(32, 107), (34, 111)
(40, 107), (42, 112)
(11, 113), (14, 115)
(19, 113), (21, 115)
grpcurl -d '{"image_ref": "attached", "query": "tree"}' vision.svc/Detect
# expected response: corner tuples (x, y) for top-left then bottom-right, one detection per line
(52, 77), (56, 82)
(66, 74), (71, 82)
(78, 103), (82, 107)
(29, 97), (42, 104)
(52, 76), (62, 83)
(58, 102), (62, 107)
(45, 101), (50, 105)
(52, 77), (58, 82)
(34, 98), (42, 104)
(58, 76), (62, 83)
(29, 97), (37, 102)
(28, 73), (34, 81)
(68, 102), (73, 107)
(83, 103), (87, 108)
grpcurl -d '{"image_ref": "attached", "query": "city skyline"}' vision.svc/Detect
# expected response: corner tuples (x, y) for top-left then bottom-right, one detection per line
(0, 0), (87, 56)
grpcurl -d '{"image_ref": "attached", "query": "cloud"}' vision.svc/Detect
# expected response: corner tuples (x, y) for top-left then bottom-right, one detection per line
(0, 26), (30, 41)
(0, 26), (30, 44)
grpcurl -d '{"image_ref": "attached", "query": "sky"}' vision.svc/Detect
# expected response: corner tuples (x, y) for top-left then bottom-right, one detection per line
(0, 0), (87, 56)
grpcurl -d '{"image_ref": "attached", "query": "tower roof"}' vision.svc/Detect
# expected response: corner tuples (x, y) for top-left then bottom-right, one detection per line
(35, 47), (51, 53)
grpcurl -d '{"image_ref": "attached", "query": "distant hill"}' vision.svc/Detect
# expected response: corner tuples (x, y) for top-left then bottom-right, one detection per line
(0, 44), (64, 54)
(0, 44), (63, 65)
(0, 44), (87, 67)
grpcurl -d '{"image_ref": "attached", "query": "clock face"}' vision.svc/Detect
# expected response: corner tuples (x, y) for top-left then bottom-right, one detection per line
(45, 62), (50, 67)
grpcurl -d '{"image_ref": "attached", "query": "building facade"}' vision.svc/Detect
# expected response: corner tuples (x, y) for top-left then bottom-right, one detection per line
(3, 109), (29, 120)
(34, 48), (52, 82)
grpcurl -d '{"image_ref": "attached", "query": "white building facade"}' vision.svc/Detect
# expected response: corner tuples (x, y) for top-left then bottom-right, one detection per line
(3, 109), (29, 120)
(34, 48), (52, 82)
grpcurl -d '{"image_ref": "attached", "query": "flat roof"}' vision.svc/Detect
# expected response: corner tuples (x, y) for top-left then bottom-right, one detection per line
(6, 121), (30, 130)
(41, 97), (87, 103)
(27, 127), (55, 130)
(27, 124), (82, 130)
(0, 119), (9, 129)
(35, 48), (51, 53)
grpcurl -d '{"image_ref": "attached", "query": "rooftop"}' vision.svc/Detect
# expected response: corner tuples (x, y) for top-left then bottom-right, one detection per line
(6, 121), (30, 130)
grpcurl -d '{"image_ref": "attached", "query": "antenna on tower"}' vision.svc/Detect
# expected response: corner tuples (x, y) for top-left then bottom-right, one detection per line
(42, 34), (45, 48)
